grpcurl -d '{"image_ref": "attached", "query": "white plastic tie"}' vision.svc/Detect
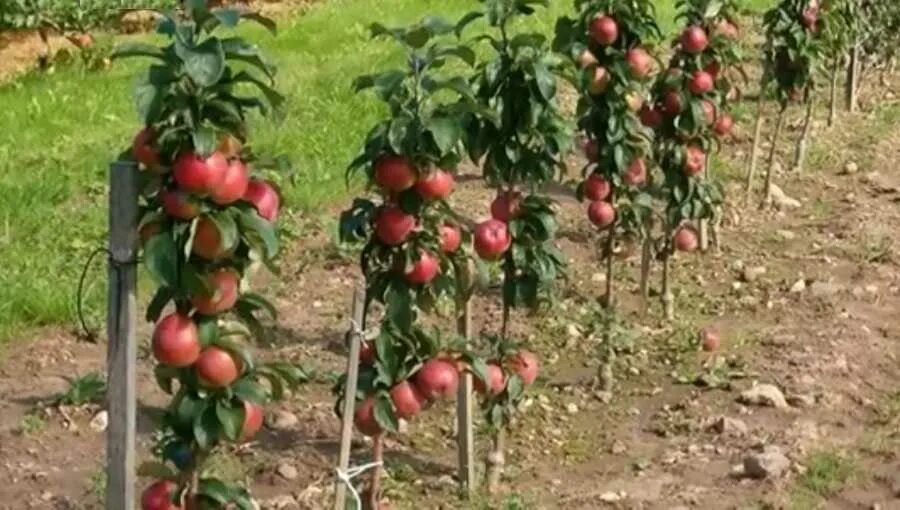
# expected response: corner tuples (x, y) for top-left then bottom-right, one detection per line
(335, 461), (382, 509)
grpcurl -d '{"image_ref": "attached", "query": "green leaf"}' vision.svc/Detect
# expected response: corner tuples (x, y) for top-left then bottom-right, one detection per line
(232, 378), (268, 404)
(137, 461), (177, 479)
(236, 208), (279, 259)
(144, 233), (179, 288)
(374, 393), (399, 432)
(216, 400), (243, 441)
(207, 210), (240, 252)
(211, 9), (240, 29)
(197, 317), (220, 347)
(176, 37), (226, 87)
(146, 286), (174, 323)
(242, 13), (278, 35)
(221, 37), (277, 78)
(154, 365), (180, 395)
(236, 292), (278, 320)
(111, 42), (166, 61)
(193, 403), (220, 449)
(427, 116), (461, 154)
(192, 126), (218, 157)
(532, 61), (556, 101)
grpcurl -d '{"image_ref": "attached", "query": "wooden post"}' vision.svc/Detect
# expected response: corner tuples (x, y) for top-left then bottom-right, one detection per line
(792, 89), (815, 173)
(334, 289), (366, 510)
(455, 299), (475, 497)
(846, 41), (860, 113)
(106, 161), (139, 510)
(763, 106), (787, 207)
(745, 95), (766, 204)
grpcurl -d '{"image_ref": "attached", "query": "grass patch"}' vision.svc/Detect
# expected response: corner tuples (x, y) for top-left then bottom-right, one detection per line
(790, 450), (857, 508)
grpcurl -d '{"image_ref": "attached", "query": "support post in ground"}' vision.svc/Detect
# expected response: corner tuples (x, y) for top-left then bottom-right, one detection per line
(763, 106), (787, 207)
(106, 161), (139, 510)
(455, 298), (476, 497)
(846, 41), (860, 113)
(334, 288), (366, 510)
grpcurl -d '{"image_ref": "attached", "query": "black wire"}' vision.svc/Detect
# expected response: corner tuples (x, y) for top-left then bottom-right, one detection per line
(75, 247), (140, 343)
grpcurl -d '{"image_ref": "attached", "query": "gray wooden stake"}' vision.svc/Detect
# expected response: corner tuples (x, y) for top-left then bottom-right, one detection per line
(106, 161), (139, 510)
(334, 289), (366, 510)
(456, 298), (476, 497)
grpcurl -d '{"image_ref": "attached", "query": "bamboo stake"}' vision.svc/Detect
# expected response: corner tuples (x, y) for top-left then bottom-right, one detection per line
(792, 89), (815, 174)
(745, 94), (766, 204)
(763, 106), (787, 207)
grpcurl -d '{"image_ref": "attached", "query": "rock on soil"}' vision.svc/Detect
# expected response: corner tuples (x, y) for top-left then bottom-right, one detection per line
(709, 416), (748, 437)
(769, 184), (802, 209)
(268, 409), (299, 431)
(739, 384), (788, 409)
(743, 445), (791, 479)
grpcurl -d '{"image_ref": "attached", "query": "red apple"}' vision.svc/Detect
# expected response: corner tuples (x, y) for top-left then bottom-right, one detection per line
(508, 351), (539, 385)
(439, 224), (462, 253)
(390, 380), (427, 419)
(490, 191), (522, 222)
(195, 347), (241, 388)
(699, 327), (721, 352)
(404, 251), (440, 285)
(210, 159), (249, 205)
(587, 201), (616, 228)
(704, 60), (722, 79)
(588, 66), (611, 95)
(414, 358), (460, 400)
(374, 154), (417, 192)
(625, 48), (653, 79)
(152, 313), (200, 368)
(589, 15), (619, 46)
(132, 127), (161, 171)
(239, 400), (264, 441)
(714, 113), (734, 137)
(801, 7), (819, 31)
(624, 158), (647, 186)
(683, 145), (706, 176)
(715, 19), (739, 39)
(688, 70), (714, 95)
(173, 151), (228, 195)
(192, 216), (229, 260)
(414, 169), (454, 200)
(375, 206), (416, 246)
(583, 139), (600, 162)
(673, 226), (699, 252)
(473, 219), (511, 260)
(141, 480), (181, 510)
(192, 269), (240, 315)
(160, 190), (200, 220)
(639, 105), (663, 129)
(663, 90), (684, 116)
(474, 362), (506, 396)
(359, 341), (376, 365)
(583, 174), (611, 201)
(577, 49), (598, 68)
(681, 26), (709, 54)
(243, 179), (280, 222)
(354, 396), (382, 437)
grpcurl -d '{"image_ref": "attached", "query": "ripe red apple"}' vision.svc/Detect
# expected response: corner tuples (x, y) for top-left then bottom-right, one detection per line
(624, 158), (647, 186)
(681, 26), (709, 54)
(374, 154), (417, 192)
(439, 224), (462, 253)
(508, 351), (539, 385)
(587, 201), (616, 228)
(673, 226), (699, 252)
(639, 105), (663, 129)
(160, 190), (200, 221)
(192, 216), (229, 260)
(132, 128), (161, 171)
(192, 269), (240, 315)
(701, 100), (717, 125)
(141, 480), (181, 510)
(473, 219), (511, 260)
(490, 191), (522, 222)
(195, 347), (241, 388)
(239, 400), (264, 441)
(588, 66), (611, 95)
(152, 313), (200, 368)
(583, 174), (611, 201)
(577, 49), (598, 68)
(583, 139), (600, 162)
(375, 206), (416, 246)
(173, 151), (228, 195)
(801, 7), (819, 31)
(682, 145), (706, 177)
(715, 19), (739, 39)
(474, 362), (506, 396)
(714, 113), (734, 137)
(704, 60), (722, 79)
(359, 341), (376, 365)
(414, 358), (460, 400)
(625, 92), (644, 113)
(354, 396), (382, 437)
(589, 15), (619, 46)
(414, 169), (454, 200)
(390, 380), (427, 419)
(243, 179), (280, 222)
(688, 71), (715, 95)
(404, 251), (440, 285)
(625, 48), (653, 79)
(699, 327), (721, 352)
(210, 159), (249, 205)
(663, 90), (684, 116)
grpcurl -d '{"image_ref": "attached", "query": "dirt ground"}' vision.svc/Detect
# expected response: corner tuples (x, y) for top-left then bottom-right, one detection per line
(1, 69), (900, 510)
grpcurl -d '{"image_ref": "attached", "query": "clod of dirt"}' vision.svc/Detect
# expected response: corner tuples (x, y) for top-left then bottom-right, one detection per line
(769, 184), (802, 209)
(786, 393), (816, 408)
(843, 161), (859, 175)
(777, 229), (796, 240)
(89, 410), (108, 432)
(741, 266), (767, 283)
(268, 409), (300, 431)
(789, 279), (807, 293)
(276, 462), (299, 480)
(262, 494), (300, 509)
(742, 445), (790, 479)
(709, 416), (748, 437)
(738, 384), (788, 409)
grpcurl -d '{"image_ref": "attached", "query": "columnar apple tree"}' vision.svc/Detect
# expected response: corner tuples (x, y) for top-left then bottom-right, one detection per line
(457, 0), (570, 492)
(748, 0), (825, 205)
(337, 16), (488, 508)
(116, 3), (304, 509)
(554, 0), (660, 388)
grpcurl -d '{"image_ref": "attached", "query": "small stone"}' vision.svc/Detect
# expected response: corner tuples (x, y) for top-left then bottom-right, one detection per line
(594, 391), (613, 404)
(710, 416), (748, 437)
(592, 272), (606, 283)
(844, 161), (859, 174)
(770, 184), (802, 209)
(566, 403), (579, 415)
(731, 281), (743, 292)
(743, 445), (790, 479)
(742, 266), (767, 283)
(276, 463), (298, 481)
(268, 410), (299, 431)
(789, 279), (807, 293)
(610, 440), (627, 454)
(739, 384), (788, 409)
(777, 229), (796, 240)
(599, 491), (624, 503)
(787, 394), (816, 408)
(89, 410), (108, 432)
(810, 281), (841, 297)
(865, 285), (879, 295)
(566, 324), (581, 338)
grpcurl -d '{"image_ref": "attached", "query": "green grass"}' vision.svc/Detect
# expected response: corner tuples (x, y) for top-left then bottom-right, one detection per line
(790, 450), (858, 509)
(0, 0), (775, 344)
